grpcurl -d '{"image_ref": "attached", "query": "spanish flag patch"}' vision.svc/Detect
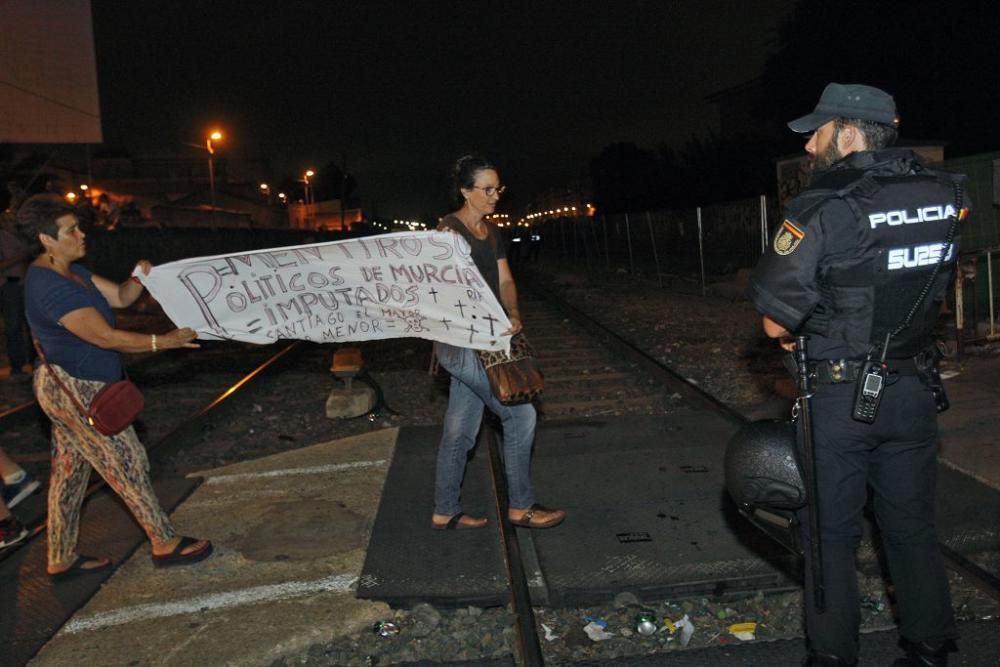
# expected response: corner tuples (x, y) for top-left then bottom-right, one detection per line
(773, 220), (805, 256)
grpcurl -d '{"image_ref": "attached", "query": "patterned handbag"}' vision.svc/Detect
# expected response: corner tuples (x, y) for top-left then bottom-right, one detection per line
(476, 332), (544, 405)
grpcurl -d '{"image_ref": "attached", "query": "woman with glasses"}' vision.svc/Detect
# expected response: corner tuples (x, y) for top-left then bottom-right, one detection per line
(431, 154), (565, 531)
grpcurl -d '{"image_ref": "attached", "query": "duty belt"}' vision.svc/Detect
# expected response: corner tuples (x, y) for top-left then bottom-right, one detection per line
(809, 358), (921, 384)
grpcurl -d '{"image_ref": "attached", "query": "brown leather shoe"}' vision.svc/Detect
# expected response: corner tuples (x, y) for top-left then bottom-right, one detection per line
(509, 504), (566, 529)
(431, 512), (488, 530)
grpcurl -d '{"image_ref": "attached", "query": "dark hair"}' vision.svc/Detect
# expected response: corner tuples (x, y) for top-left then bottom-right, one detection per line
(16, 193), (76, 255)
(834, 118), (898, 150)
(451, 154), (496, 205)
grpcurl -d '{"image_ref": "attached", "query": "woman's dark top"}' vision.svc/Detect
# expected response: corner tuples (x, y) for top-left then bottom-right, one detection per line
(439, 214), (506, 300)
(25, 264), (123, 382)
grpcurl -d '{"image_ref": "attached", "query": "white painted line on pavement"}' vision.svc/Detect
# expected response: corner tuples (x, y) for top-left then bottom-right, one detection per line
(201, 460), (388, 484)
(62, 573), (358, 634)
(939, 457), (1000, 492)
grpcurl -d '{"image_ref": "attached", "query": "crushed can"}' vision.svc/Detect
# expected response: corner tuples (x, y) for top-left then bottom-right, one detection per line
(372, 620), (400, 637)
(635, 611), (658, 636)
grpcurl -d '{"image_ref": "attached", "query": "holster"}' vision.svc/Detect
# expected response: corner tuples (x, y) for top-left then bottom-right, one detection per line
(915, 344), (950, 413)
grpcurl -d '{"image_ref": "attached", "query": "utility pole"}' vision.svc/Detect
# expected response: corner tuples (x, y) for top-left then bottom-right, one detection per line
(340, 151), (347, 230)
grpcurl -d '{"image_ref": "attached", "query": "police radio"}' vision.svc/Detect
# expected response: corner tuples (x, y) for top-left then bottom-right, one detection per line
(852, 333), (891, 423)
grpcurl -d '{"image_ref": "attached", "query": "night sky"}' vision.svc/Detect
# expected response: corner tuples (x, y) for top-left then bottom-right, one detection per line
(91, 1), (795, 218)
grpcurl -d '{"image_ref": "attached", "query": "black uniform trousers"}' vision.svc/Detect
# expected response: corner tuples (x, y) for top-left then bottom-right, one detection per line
(797, 375), (957, 661)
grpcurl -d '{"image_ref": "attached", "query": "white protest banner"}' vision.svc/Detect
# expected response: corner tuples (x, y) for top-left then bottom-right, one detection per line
(135, 231), (512, 352)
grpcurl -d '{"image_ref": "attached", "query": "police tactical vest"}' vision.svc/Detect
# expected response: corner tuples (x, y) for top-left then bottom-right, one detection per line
(801, 163), (962, 359)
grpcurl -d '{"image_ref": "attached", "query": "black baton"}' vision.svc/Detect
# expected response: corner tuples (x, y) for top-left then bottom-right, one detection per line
(795, 334), (825, 613)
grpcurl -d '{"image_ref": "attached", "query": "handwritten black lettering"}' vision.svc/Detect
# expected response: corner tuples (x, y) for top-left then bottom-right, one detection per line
(361, 266), (384, 282)
(429, 234), (454, 260)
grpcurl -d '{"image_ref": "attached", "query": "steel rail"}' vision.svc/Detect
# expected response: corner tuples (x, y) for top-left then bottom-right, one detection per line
(486, 425), (545, 667)
(0, 341), (301, 562)
(523, 281), (746, 426)
(525, 281), (1000, 614)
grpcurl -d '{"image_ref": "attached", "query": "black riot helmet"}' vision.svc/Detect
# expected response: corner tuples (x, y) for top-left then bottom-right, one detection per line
(724, 420), (807, 555)
(725, 419), (806, 510)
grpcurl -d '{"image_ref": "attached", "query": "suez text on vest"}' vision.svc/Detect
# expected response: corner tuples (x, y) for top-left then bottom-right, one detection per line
(886, 242), (954, 271)
(868, 204), (956, 229)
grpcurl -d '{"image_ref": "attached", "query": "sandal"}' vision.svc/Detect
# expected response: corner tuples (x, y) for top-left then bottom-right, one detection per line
(509, 504), (566, 529)
(151, 536), (213, 568)
(431, 512), (488, 530)
(49, 554), (113, 580)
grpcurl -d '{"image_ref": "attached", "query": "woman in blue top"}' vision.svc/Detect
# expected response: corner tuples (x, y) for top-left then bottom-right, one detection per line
(18, 194), (212, 578)
(431, 155), (565, 530)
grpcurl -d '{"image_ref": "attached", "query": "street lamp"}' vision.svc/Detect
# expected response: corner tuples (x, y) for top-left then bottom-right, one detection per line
(206, 130), (223, 227)
(259, 182), (271, 204)
(303, 169), (315, 205)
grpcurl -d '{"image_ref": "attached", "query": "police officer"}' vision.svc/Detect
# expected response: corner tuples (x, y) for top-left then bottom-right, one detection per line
(749, 83), (968, 666)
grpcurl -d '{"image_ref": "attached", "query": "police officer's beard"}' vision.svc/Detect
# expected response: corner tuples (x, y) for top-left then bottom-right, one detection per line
(812, 135), (844, 172)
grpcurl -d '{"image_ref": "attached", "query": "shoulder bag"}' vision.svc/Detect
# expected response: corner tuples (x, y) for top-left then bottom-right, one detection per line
(477, 332), (544, 405)
(33, 339), (144, 436)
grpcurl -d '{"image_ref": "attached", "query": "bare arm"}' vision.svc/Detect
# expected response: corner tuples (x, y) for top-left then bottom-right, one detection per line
(59, 307), (199, 354)
(497, 258), (522, 336)
(90, 260), (152, 309)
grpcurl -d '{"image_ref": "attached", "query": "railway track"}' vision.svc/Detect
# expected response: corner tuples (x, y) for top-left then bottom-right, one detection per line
(504, 284), (1000, 665)
(2, 282), (998, 665)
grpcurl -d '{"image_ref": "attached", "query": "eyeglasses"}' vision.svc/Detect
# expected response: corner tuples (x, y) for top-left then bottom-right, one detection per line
(471, 185), (506, 197)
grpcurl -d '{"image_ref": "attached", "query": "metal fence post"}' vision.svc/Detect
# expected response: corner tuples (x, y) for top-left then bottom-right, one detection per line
(697, 206), (706, 296)
(989, 250), (996, 338)
(624, 212), (635, 276)
(579, 215), (592, 273)
(602, 215), (610, 274)
(955, 272), (965, 359)
(759, 194), (769, 255)
(646, 210), (663, 287)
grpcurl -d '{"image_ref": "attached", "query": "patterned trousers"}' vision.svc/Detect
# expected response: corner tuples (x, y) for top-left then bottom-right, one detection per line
(34, 363), (176, 567)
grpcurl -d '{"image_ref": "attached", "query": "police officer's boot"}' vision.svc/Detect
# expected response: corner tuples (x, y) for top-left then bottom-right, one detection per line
(802, 651), (856, 666)
(892, 639), (949, 666)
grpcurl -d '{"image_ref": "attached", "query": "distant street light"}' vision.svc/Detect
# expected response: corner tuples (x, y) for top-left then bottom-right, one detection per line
(259, 182), (271, 204)
(303, 169), (315, 205)
(206, 130), (223, 228)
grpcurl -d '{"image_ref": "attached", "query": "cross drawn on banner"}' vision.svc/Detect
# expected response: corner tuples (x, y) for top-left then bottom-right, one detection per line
(136, 231), (512, 353)
(482, 313), (499, 337)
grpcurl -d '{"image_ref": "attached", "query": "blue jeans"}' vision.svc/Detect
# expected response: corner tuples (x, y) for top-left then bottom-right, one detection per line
(434, 342), (536, 516)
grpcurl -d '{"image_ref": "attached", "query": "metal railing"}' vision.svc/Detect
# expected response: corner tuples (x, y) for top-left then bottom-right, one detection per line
(517, 199), (1000, 358)
(955, 247), (1000, 356)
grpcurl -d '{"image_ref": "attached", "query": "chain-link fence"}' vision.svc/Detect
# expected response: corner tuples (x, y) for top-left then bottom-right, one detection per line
(513, 195), (1000, 356)
(513, 195), (780, 289)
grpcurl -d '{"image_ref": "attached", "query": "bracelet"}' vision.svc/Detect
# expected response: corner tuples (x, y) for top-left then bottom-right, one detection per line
(151, 334), (157, 353)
